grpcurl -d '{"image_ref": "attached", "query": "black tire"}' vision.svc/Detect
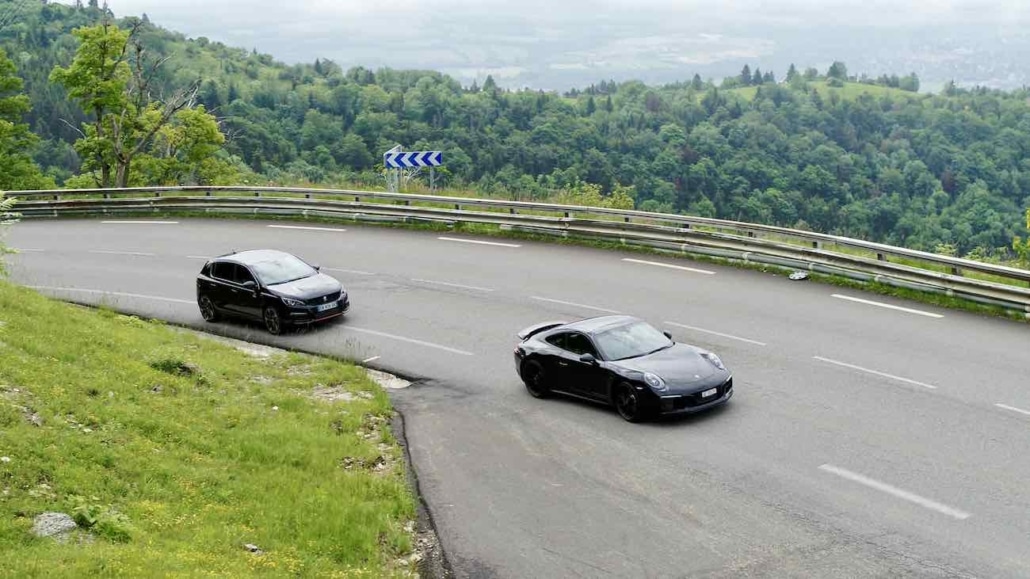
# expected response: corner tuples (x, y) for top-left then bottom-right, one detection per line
(614, 382), (649, 423)
(263, 306), (283, 335)
(198, 295), (219, 322)
(521, 360), (551, 399)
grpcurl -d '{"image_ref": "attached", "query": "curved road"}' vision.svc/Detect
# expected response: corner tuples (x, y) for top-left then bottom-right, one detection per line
(6, 218), (1030, 578)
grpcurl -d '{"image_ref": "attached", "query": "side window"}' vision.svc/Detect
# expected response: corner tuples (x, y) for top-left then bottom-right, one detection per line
(565, 333), (598, 357)
(233, 265), (255, 285)
(210, 262), (231, 281)
(544, 332), (567, 350)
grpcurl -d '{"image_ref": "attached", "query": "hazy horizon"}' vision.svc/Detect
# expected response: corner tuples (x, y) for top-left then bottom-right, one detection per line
(94, 0), (1030, 92)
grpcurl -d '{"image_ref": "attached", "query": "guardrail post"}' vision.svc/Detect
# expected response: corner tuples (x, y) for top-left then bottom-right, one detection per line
(564, 211), (571, 218)
(951, 266), (962, 276)
(354, 196), (360, 202)
(205, 189), (212, 197)
(455, 203), (462, 211)
(747, 231), (755, 238)
(103, 192), (110, 199)
(155, 191), (161, 198)
(305, 193), (311, 199)
(624, 217), (630, 223)
(812, 241), (821, 249)
(877, 253), (886, 261)
(510, 207), (516, 215)
(255, 191), (261, 198)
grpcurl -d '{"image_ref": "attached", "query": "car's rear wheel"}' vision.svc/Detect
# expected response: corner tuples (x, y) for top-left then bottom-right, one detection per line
(521, 360), (550, 398)
(614, 382), (648, 423)
(198, 295), (218, 322)
(263, 306), (283, 335)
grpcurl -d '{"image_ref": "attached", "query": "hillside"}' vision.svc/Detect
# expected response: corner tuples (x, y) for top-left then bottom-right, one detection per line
(0, 0), (1029, 260)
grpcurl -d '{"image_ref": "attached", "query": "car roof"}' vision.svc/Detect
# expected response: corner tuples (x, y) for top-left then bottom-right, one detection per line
(214, 249), (298, 266)
(562, 315), (641, 336)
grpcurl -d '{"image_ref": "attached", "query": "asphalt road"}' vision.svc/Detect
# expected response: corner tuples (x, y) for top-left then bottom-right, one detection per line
(5, 218), (1030, 578)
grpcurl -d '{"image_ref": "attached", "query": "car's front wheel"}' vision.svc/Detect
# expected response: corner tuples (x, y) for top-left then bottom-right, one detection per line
(198, 295), (218, 322)
(614, 382), (649, 423)
(263, 306), (283, 335)
(521, 360), (551, 398)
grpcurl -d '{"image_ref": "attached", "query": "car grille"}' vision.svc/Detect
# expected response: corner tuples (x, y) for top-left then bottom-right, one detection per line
(305, 291), (343, 306)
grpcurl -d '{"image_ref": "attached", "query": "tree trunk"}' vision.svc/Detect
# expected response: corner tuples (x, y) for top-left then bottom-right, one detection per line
(115, 156), (131, 188)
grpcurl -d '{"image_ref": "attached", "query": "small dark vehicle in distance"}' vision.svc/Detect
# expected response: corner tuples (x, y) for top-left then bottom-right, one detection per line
(196, 249), (349, 335)
(513, 315), (733, 422)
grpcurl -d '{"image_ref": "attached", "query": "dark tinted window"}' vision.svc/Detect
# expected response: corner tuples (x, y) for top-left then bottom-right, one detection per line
(210, 262), (232, 281)
(545, 333), (567, 349)
(564, 333), (598, 357)
(233, 265), (255, 285)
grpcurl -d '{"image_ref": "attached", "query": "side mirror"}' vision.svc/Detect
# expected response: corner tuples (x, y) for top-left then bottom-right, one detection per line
(663, 331), (673, 340)
(242, 280), (256, 289)
(579, 353), (597, 364)
(312, 264), (321, 272)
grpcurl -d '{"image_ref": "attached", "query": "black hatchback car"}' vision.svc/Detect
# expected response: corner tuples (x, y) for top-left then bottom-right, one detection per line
(514, 315), (733, 422)
(196, 249), (349, 335)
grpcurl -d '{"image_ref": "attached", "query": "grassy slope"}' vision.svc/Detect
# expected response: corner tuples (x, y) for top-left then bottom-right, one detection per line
(722, 81), (919, 102)
(0, 281), (417, 578)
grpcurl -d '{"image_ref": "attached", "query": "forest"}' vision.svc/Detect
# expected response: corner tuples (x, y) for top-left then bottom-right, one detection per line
(0, 0), (1029, 261)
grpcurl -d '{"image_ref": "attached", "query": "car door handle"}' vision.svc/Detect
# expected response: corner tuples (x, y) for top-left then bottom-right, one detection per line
(557, 361), (569, 367)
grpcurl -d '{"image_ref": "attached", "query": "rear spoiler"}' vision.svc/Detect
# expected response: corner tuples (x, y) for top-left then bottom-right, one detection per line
(516, 320), (567, 340)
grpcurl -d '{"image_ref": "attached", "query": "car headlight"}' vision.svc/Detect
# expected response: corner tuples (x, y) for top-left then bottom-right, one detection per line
(701, 352), (725, 371)
(281, 297), (304, 307)
(643, 372), (667, 392)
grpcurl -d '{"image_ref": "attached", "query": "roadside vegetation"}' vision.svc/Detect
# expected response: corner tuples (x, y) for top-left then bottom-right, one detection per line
(0, 281), (419, 577)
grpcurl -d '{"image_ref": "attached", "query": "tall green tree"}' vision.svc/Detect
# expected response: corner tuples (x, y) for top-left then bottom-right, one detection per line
(50, 20), (212, 188)
(0, 48), (54, 191)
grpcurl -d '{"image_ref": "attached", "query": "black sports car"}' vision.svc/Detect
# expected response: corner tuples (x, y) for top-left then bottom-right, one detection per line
(513, 315), (733, 422)
(196, 249), (349, 335)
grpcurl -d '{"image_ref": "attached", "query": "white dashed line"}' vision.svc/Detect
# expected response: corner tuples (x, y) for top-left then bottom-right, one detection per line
(664, 322), (766, 346)
(323, 267), (376, 276)
(362, 356), (381, 364)
(11, 248), (44, 252)
(996, 403), (1030, 417)
(412, 279), (494, 292)
(268, 225), (347, 232)
(89, 250), (156, 257)
(531, 296), (621, 314)
(819, 464), (971, 520)
(832, 294), (943, 319)
(101, 220), (178, 225)
(27, 286), (194, 305)
(438, 236), (521, 248)
(813, 356), (937, 389)
(346, 327), (474, 356)
(623, 258), (716, 275)
(186, 256), (211, 260)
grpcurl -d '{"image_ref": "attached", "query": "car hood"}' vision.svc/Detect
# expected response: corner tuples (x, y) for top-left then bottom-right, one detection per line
(614, 343), (719, 385)
(267, 273), (342, 300)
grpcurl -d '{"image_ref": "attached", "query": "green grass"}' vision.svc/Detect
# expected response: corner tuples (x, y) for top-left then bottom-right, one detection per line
(0, 281), (418, 578)
(721, 81), (920, 102)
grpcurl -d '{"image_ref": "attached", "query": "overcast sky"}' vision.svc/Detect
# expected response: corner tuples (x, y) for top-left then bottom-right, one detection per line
(99, 0), (1030, 90)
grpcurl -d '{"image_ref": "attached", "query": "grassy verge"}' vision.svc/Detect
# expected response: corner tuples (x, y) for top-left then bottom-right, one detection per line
(0, 281), (420, 578)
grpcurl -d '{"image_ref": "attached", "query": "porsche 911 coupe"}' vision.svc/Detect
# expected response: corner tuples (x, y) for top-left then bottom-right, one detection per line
(513, 315), (733, 422)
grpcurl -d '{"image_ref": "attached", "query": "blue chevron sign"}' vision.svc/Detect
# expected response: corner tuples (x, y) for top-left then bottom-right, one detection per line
(384, 150), (443, 169)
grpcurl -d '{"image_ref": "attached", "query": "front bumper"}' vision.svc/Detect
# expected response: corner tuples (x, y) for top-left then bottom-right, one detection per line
(284, 295), (350, 325)
(655, 377), (733, 416)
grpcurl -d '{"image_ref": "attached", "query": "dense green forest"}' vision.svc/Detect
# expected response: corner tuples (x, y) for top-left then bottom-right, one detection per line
(0, 0), (1029, 261)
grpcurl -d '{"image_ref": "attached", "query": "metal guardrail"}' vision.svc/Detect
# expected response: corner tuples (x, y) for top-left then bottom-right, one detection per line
(7, 185), (1030, 316)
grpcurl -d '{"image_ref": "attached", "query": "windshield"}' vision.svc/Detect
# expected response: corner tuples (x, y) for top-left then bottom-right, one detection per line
(248, 254), (317, 286)
(593, 321), (672, 361)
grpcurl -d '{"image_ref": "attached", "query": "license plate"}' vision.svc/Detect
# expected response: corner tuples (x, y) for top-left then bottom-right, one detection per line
(701, 388), (717, 398)
(316, 300), (338, 312)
